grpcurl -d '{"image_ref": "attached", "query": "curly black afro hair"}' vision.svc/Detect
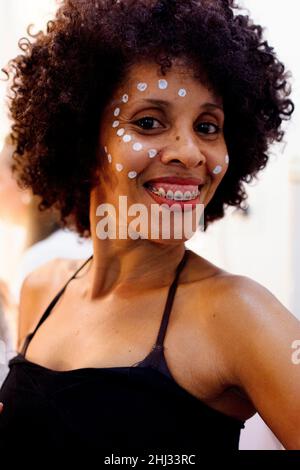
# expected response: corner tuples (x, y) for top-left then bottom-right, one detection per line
(4, 0), (294, 237)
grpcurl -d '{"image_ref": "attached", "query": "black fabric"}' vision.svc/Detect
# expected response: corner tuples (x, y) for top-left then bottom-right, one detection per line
(0, 249), (245, 452)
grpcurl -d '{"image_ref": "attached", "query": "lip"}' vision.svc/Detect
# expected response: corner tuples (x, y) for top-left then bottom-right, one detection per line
(143, 176), (205, 187)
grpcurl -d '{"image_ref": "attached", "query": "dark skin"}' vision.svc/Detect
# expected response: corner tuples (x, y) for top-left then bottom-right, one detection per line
(2, 62), (300, 449)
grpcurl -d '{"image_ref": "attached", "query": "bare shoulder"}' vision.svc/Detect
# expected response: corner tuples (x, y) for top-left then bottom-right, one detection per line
(17, 258), (84, 351)
(210, 269), (296, 327)
(195, 260), (298, 349)
(189, 249), (292, 321)
(195, 264), (300, 448)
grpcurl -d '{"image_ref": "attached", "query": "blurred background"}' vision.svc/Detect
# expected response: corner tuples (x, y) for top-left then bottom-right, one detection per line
(0, 0), (299, 450)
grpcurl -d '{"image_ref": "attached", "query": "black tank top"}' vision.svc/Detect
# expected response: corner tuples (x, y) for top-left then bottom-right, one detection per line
(0, 249), (245, 453)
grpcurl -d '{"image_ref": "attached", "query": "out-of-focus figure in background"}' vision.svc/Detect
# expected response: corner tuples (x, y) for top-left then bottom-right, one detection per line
(0, 134), (93, 354)
(0, 280), (15, 386)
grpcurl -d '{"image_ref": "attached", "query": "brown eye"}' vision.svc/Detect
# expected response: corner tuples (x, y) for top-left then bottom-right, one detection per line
(196, 122), (221, 134)
(134, 117), (162, 130)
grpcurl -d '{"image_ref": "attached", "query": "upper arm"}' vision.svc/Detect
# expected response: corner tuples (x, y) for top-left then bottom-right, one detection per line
(17, 258), (69, 352)
(217, 275), (300, 449)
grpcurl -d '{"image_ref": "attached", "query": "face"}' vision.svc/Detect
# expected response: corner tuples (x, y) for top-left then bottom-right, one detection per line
(96, 60), (229, 241)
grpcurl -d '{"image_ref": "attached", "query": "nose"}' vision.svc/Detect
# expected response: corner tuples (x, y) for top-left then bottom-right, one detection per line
(160, 134), (206, 168)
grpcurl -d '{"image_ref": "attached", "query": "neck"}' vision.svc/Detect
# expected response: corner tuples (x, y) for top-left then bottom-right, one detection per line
(83, 189), (187, 299)
(87, 240), (186, 299)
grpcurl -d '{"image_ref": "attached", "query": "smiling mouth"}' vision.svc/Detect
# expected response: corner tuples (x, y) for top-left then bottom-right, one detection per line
(143, 182), (205, 210)
(143, 182), (202, 201)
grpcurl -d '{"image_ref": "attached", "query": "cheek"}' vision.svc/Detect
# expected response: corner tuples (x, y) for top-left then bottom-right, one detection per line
(104, 132), (160, 180)
(207, 149), (230, 179)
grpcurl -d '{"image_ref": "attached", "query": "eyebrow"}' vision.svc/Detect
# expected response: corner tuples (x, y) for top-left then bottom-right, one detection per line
(137, 98), (224, 112)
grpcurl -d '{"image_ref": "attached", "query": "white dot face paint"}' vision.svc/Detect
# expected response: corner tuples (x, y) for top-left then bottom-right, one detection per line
(158, 79), (168, 90)
(128, 171), (137, 179)
(225, 155), (229, 164)
(122, 94), (129, 103)
(117, 128), (125, 137)
(137, 82), (148, 92)
(112, 120), (120, 128)
(123, 134), (132, 143)
(178, 88), (187, 97)
(213, 165), (223, 175)
(116, 163), (123, 172)
(107, 154), (112, 163)
(133, 142), (143, 151)
(148, 149), (158, 159)
(114, 107), (120, 117)
(104, 146), (108, 153)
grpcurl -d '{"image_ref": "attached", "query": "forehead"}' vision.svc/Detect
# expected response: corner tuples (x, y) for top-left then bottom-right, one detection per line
(114, 60), (221, 104)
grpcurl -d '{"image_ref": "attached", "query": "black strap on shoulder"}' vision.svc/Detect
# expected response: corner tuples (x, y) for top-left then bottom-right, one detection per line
(154, 248), (189, 350)
(21, 255), (93, 356)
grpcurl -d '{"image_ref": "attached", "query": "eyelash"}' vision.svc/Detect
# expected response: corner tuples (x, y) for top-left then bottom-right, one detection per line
(133, 116), (222, 135)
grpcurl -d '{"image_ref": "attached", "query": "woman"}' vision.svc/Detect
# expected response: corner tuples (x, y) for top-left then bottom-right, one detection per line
(0, 0), (299, 454)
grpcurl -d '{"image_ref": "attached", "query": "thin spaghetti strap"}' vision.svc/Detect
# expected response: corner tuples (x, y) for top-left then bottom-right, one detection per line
(154, 248), (189, 349)
(21, 255), (93, 356)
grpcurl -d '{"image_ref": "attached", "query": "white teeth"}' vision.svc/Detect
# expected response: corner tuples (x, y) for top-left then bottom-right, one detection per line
(174, 190), (184, 201)
(148, 186), (200, 201)
(184, 191), (192, 200)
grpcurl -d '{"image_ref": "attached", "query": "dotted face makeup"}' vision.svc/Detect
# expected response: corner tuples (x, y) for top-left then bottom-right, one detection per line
(105, 74), (225, 183)
(137, 82), (148, 92)
(158, 79), (168, 90)
(133, 143), (143, 152)
(178, 88), (187, 97)
(116, 163), (123, 172)
(212, 165), (223, 175)
(107, 79), (189, 179)
(148, 149), (158, 158)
